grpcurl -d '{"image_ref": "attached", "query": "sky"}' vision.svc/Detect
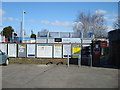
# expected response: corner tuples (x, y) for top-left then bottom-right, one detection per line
(0, 2), (118, 36)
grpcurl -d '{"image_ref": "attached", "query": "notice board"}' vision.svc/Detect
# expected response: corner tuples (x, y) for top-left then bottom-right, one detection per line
(0, 44), (7, 54)
(27, 44), (35, 58)
(63, 45), (71, 58)
(54, 45), (62, 58)
(72, 45), (81, 58)
(37, 45), (52, 58)
(18, 44), (26, 57)
(8, 44), (17, 57)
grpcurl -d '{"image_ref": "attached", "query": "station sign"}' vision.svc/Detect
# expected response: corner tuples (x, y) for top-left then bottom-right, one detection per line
(100, 41), (108, 47)
(55, 38), (62, 42)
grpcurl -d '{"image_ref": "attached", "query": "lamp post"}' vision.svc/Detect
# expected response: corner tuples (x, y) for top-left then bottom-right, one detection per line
(22, 10), (26, 41)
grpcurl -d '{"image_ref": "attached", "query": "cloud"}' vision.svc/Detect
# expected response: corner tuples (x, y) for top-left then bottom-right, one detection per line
(106, 18), (118, 22)
(95, 9), (107, 14)
(27, 19), (37, 23)
(41, 20), (50, 24)
(106, 14), (118, 17)
(109, 18), (117, 22)
(0, 9), (19, 22)
(0, 9), (6, 21)
(103, 14), (118, 22)
(103, 16), (108, 20)
(0, 9), (5, 16)
(3, 17), (19, 21)
(40, 20), (74, 27)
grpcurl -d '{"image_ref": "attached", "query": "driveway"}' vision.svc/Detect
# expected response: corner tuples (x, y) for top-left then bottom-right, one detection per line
(1, 64), (119, 88)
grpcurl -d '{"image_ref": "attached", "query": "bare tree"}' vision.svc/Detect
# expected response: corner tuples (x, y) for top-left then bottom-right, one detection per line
(73, 11), (107, 38)
(113, 18), (120, 29)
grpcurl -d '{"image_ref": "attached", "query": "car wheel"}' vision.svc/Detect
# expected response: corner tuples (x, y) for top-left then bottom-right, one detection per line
(5, 59), (9, 66)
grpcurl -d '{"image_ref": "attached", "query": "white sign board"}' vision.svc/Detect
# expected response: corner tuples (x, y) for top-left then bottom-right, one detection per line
(0, 44), (7, 54)
(37, 45), (53, 58)
(54, 45), (62, 58)
(70, 38), (81, 43)
(63, 45), (71, 58)
(27, 44), (35, 58)
(8, 44), (17, 57)
(36, 38), (47, 43)
(62, 38), (71, 43)
(62, 38), (81, 43)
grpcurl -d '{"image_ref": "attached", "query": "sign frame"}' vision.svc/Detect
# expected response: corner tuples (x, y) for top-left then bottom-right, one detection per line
(54, 44), (62, 58)
(63, 45), (71, 58)
(37, 44), (53, 58)
(8, 44), (17, 57)
(27, 44), (36, 58)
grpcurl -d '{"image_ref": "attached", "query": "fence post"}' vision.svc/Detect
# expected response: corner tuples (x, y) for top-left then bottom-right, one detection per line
(67, 54), (69, 67)
(90, 54), (92, 67)
(78, 54), (81, 67)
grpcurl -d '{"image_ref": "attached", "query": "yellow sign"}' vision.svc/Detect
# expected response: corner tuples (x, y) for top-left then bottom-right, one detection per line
(55, 45), (62, 46)
(72, 55), (80, 58)
(20, 44), (26, 48)
(72, 47), (81, 54)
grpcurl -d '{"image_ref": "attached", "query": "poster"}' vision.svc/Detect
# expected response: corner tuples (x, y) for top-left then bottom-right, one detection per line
(0, 44), (7, 54)
(37, 45), (52, 58)
(63, 45), (71, 58)
(8, 44), (17, 57)
(27, 44), (35, 58)
(54, 45), (62, 58)
(72, 45), (81, 58)
(18, 44), (26, 57)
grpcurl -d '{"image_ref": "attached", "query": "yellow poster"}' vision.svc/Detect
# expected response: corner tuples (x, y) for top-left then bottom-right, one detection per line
(72, 46), (81, 58)
(72, 47), (81, 54)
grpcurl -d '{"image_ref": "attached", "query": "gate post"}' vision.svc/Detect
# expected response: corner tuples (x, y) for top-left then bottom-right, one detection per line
(67, 54), (69, 67)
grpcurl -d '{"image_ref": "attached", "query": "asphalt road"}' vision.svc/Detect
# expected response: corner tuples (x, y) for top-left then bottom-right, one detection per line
(1, 64), (119, 88)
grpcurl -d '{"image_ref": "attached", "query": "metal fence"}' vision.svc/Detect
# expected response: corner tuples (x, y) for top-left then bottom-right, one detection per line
(0, 43), (91, 58)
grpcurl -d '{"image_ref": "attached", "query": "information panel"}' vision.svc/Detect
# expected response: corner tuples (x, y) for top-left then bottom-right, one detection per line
(8, 44), (17, 57)
(63, 45), (71, 58)
(27, 44), (35, 58)
(54, 45), (62, 58)
(18, 44), (26, 57)
(72, 45), (81, 58)
(37, 45), (52, 58)
(0, 44), (7, 54)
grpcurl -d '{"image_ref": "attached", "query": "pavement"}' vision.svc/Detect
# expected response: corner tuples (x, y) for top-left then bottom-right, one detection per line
(1, 64), (119, 88)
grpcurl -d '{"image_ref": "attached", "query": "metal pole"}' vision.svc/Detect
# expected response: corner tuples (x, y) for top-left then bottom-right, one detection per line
(67, 54), (69, 67)
(101, 48), (104, 55)
(22, 10), (25, 41)
(90, 54), (92, 67)
(47, 31), (49, 43)
(81, 30), (83, 47)
(78, 54), (81, 67)
(80, 30), (83, 67)
(59, 32), (60, 38)
(12, 32), (14, 42)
